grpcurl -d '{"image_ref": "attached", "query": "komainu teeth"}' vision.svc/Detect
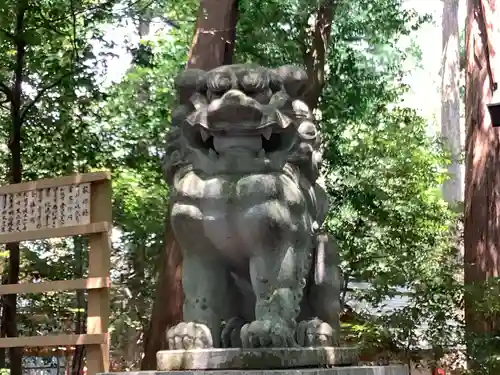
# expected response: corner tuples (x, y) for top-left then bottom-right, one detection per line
(200, 128), (210, 142)
(261, 127), (272, 140)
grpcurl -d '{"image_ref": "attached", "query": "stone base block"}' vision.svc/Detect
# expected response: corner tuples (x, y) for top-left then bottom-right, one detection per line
(100, 367), (408, 375)
(157, 347), (358, 370)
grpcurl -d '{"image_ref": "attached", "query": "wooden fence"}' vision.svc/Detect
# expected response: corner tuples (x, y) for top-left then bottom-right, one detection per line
(0, 171), (112, 375)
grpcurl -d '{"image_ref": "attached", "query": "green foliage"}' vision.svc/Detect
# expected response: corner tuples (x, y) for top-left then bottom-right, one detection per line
(100, 31), (190, 362)
(236, 0), (462, 364)
(100, 0), (462, 369)
(0, 0), (466, 372)
(463, 278), (500, 374)
(0, 0), (119, 180)
(0, 0), (117, 371)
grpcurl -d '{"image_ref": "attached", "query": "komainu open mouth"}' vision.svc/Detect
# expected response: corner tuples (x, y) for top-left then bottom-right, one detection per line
(192, 125), (287, 158)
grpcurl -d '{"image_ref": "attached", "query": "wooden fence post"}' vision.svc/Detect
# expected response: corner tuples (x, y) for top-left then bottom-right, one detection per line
(0, 171), (112, 375)
(87, 178), (112, 375)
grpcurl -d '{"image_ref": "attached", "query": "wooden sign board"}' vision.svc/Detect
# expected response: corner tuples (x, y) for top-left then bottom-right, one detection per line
(0, 171), (112, 375)
(0, 183), (91, 233)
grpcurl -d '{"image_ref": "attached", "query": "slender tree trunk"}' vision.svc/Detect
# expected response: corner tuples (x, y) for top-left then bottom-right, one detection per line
(2, 3), (28, 375)
(441, 0), (463, 204)
(140, 1), (239, 369)
(464, 0), (499, 366)
(0, 272), (7, 368)
(303, 0), (339, 111)
(71, 236), (85, 375)
(141, 221), (183, 370)
(0, 3), (81, 371)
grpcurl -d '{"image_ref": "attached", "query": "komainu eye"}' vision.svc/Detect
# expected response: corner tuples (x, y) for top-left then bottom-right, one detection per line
(207, 70), (234, 95)
(297, 120), (318, 140)
(239, 68), (268, 93)
(274, 65), (308, 98)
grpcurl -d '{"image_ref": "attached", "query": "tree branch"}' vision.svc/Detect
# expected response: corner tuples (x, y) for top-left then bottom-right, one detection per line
(20, 68), (84, 123)
(0, 82), (13, 104)
(0, 97), (9, 111)
(303, 0), (340, 111)
(0, 28), (15, 40)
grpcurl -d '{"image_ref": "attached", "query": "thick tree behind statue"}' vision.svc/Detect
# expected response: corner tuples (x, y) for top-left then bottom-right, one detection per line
(464, 0), (500, 368)
(142, 0), (336, 366)
(141, 0), (239, 369)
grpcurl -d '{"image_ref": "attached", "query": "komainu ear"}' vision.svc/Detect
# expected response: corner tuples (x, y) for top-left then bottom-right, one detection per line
(272, 65), (308, 99)
(174, 69), (207, 105)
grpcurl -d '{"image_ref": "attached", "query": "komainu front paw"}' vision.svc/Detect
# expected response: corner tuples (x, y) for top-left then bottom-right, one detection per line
(240, 319), (297, 348)
(167, 322), (213, 349)
(296, 318), (337, 347)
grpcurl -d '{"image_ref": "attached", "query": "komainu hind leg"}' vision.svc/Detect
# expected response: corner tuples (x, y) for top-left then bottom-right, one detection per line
(297, 233), (342, 347)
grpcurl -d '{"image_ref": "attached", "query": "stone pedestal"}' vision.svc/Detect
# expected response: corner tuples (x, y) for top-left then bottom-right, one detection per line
(156, 347), (359, 370)
(99, 347), (408, 375)
(104, 369), (408, 375)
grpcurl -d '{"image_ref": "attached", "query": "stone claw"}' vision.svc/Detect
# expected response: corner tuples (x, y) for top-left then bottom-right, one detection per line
(240, 319), (297, 348)
(221, 317), (248, 348)
(166, 322), (214, 350)
(296, 318), (337, 347)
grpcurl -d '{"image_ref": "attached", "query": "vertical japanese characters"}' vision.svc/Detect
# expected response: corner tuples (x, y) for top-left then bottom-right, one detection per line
(0, 183), (91, 233)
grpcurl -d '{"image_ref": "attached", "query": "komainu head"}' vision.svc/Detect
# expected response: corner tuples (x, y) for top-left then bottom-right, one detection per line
(163, 64), (323, 183)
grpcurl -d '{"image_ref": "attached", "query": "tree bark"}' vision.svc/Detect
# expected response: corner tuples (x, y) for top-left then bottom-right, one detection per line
(186, 0), (239, 70)
(71, 236), (85, 375)
(2, 3), (28, 375)
(303, 0), (339, 111)
(0, 3), (86, 372)
(140, 220), (183, 370)
(441, 0), (463, 204)
(140, 1), (239, 369)
(464, 0), (499, 364)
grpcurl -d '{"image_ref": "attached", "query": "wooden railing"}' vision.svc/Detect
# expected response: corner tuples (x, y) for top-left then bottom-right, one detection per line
(0, 171), (112, 375)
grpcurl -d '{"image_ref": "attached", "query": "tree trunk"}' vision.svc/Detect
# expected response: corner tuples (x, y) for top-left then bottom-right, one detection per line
(140, 1), (239, 369)
(0, 3), (84, 371)
(186, 0), (239, 70)
(140, 221), (183, 370)
(441, 0), (463, 204)
(0, 276), (5, 369)
(464, 0), (499, 365)
(71, 236), (85, 375)
(303, 0), (339, 111)
(141, 0), (342, 367)
(2, 3), (28, 375)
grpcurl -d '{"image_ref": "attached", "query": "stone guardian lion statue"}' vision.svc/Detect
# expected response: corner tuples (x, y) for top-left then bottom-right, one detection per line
(162, 64), (341, 350)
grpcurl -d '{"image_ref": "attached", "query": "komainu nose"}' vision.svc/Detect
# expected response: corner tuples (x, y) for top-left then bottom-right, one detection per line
(219, 89), (248, 105)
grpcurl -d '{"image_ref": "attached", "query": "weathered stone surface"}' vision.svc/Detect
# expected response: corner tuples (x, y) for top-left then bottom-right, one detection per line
(156, 347), (358, 370)
(100, 366), (408, 375)
(162, 64), (342, 350)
